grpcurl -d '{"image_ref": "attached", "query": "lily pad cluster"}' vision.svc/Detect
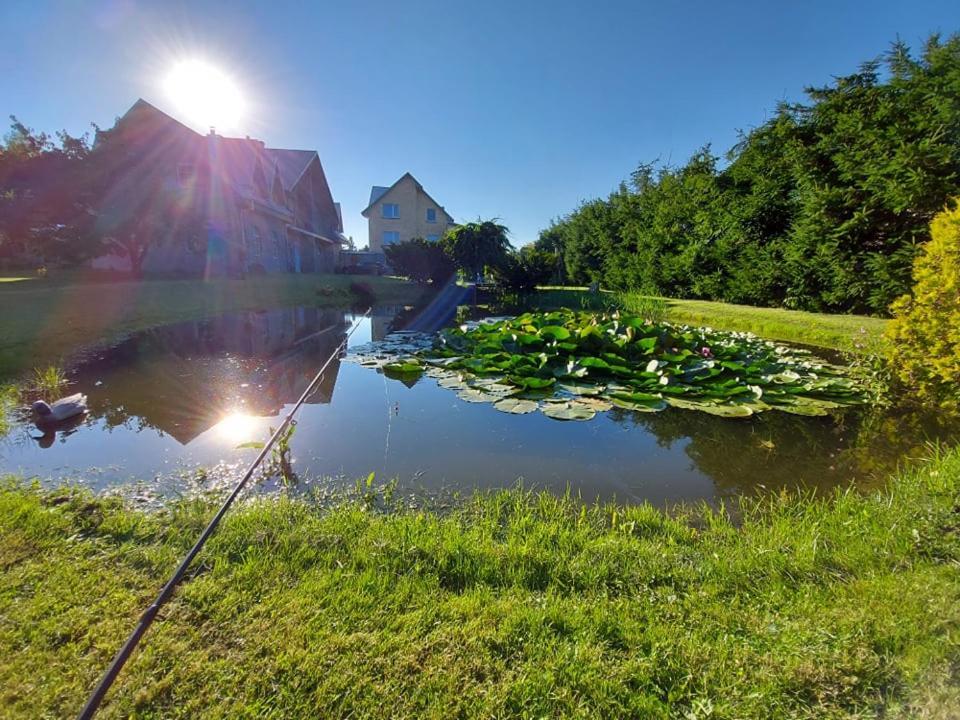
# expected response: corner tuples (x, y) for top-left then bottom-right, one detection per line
(345, 310), (865, 422)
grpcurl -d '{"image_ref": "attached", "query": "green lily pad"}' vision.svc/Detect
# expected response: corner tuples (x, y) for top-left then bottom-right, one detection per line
(457, 388), (499, 404)
(573, 397), (613, 412)
(540, 325), (572, 341)
(346, 309), (867, 421)
(610, 392), (668, 412)
(557, 382), (605, 396)
(493, 397), (539, 414)
(541, 402), (596, 421)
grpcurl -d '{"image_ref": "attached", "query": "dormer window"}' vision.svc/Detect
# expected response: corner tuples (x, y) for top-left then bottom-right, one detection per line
(382, 203), (400, 219)
(177, 164), (196, 186)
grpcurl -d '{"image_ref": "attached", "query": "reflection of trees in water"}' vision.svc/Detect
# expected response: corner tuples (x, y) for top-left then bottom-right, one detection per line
(609, 407), (860, 499)
(609, 405), (960, 499)
(836, 408), (960, 483)
(73, 308), (349, 444)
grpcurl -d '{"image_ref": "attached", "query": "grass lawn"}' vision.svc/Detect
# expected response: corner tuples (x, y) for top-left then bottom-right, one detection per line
(0, 273), (428, 380)
(529, 288), (889, 352)
(1, 448), (958, 718)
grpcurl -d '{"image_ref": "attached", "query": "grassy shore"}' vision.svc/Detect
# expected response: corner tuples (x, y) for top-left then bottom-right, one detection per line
(2, 448), (958, 718)
(0, 273), (428, 379)
(529, 288), (889, 352)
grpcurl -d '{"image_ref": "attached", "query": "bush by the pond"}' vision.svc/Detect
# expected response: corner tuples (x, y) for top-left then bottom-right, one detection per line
(348, 280), (376, 306)
(2, 446), (959, 717)
(352, 310), (866, 420)
(886, 202), (960, 412)
(489, 246), (555, 293)
(384, 238), (456, 284)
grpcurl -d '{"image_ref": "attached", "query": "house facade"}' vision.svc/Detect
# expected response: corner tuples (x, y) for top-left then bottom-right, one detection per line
(90, 99), (346, 276)
(361, 173), (455, 253)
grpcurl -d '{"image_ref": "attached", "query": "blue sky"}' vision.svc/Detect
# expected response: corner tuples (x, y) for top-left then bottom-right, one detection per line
(1, 1), (956, 247)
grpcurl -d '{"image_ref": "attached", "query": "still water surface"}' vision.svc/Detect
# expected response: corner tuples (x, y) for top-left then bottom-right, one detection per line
(1, 305), (955, 506)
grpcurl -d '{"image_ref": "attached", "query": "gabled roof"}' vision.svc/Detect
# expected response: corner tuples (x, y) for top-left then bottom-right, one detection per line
(266, 148), (317, 191)
(361, 172), (455, 222)
(113, 100), (322, 196)
(102, 99), (340, 230)
(368, 186), (390, 207)
(113, 98), (201, 138)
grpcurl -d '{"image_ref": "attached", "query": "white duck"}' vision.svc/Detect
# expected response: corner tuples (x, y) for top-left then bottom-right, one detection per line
(32, 393), (88, 424)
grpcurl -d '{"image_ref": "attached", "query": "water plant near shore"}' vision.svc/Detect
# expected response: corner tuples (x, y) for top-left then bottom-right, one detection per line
(30, 365), (68, 399)
(0, 384), (18, 437)
(347, 310), (866, 421)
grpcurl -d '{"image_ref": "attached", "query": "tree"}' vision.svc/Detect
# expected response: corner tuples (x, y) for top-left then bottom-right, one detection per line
(490, 245), (555, 292)
(537, 33), (960, 316)
(76, 123), (206, 277)
(384, 238), (455, 283)
(885, 201), (960, 411)
(440, 220), (512, 281)
(0, 116), (95, 265)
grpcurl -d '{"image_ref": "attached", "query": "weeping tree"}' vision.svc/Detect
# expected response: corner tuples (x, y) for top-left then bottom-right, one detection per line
(440, 219), (512, 282)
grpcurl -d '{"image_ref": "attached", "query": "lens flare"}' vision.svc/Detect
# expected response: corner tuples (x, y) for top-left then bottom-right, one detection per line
(164, 59), (245, 132)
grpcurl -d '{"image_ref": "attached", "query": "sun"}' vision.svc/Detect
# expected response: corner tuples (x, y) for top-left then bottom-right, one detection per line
(164, 59), (245, 133)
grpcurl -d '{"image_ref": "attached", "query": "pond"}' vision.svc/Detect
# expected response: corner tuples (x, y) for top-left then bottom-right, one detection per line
(1, 304), (956, 507)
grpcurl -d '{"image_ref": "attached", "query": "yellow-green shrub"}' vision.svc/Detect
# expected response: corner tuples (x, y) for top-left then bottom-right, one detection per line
(885, 202), (960, 411)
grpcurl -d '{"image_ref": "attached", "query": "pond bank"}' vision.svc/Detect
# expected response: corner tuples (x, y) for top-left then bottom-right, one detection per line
(523, 288), (888, 352)
(0, 274), (429, 379)
(2, 445), (958, 718)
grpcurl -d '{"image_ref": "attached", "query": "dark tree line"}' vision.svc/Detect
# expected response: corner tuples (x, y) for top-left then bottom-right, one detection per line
(536, 34), (960, 315)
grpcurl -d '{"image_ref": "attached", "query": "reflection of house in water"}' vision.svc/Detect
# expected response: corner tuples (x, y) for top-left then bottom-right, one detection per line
(74, 308), (348, 444)
(370, 305), (408, 341)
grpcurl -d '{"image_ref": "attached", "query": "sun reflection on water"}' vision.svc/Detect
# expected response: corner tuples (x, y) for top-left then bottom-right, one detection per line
(214, 412), (260, 444)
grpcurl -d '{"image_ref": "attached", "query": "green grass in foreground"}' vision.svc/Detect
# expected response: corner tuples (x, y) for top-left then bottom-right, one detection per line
(531, 288), (889, 352)
(2, 449), (959, 718)
(0, 274), (427, 379)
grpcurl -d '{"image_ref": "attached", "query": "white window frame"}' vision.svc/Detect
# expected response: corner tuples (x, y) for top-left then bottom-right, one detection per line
(382, 203), (400, 219)
(382, 230), (400, 246)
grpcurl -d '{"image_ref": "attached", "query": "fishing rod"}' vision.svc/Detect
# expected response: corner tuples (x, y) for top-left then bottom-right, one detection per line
(77, 307), (372, 720)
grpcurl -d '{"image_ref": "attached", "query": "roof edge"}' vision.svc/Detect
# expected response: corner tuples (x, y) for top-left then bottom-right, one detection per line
(360, 172), (454, 222)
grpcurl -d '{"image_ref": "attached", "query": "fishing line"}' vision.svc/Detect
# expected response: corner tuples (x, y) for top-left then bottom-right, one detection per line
(382, 362), (392, 472)
(76, 307), (371, 720)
